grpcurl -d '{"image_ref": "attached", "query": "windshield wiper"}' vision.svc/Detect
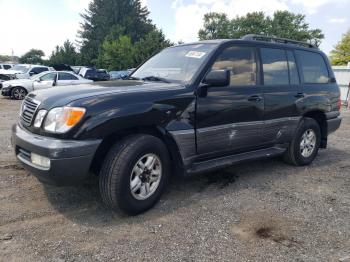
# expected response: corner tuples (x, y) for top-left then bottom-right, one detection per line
(141, 76), (170, 83)
(124, 76), (141, 80)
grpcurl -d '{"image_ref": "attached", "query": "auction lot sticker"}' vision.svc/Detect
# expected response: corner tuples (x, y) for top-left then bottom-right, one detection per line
(185, 51), (206, 59)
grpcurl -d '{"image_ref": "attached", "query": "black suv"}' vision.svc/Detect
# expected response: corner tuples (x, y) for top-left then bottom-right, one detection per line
(12, 35), (342, 214)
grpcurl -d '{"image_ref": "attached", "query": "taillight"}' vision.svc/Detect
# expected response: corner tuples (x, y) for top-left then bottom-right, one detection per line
(338, 94), (342, 111)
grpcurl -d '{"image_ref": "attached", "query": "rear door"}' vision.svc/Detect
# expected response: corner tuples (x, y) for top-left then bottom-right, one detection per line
(260, 47), (302, 144)
(57, 72), (79, 86)
(196, 44), (265, 156)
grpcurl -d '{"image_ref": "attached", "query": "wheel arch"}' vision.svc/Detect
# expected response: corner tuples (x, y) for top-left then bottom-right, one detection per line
(303, 110), (327, 148)
(90, 125), (185, 177)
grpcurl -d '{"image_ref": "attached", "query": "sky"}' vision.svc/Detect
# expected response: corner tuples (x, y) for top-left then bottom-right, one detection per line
(0, 0), (349, 58)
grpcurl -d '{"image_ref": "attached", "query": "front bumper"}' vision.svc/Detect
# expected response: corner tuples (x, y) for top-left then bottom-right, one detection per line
(12, 124), (102, 186)
(1, 88), (11, 96)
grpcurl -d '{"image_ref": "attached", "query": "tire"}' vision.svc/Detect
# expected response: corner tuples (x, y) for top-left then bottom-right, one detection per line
(99, 134), (171, 215)
(283, 117), (321, 166)
(11, 87), (27, 100)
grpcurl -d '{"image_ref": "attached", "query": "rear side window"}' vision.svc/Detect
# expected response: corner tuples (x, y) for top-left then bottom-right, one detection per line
(295, 50), (329, 84)
(58, 72), (78, 80)
(261, 48), (289, 85)
(211, 46), (256, 86)
(3, 65), (11, 70)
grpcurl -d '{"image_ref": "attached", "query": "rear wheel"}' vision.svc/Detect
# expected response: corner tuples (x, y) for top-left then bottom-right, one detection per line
(11, 87), (27, 100)
(99, 134), (170, 215)
(283, 117), (321, 166)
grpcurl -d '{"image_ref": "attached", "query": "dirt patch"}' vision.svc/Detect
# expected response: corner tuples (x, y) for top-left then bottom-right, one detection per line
(0, 164), (25, 171)
(230, 212), (301, 248)
(198, 170), (238, 192)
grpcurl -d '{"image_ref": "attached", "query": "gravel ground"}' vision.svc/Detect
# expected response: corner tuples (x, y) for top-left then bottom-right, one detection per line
(0, 96), (349, 262)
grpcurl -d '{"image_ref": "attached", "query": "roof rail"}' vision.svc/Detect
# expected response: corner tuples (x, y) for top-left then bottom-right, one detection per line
(241, 34), (318, 49)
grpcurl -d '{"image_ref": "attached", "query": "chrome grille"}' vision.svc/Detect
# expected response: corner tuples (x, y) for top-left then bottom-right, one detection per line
(20, 97), (40, 126)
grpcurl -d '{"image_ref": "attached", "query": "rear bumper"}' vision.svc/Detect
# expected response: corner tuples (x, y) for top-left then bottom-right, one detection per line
(12, 124), (102, 186)
(327, 117), (341, 135)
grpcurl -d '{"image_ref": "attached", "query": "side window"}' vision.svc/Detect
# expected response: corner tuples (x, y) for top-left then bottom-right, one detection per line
(211, 46), (256, 86)
(40, 73), (56, 81)
(4, 65), (11, 70)
(286, 51), (300, 85)
(295, 50), (329, 84)
(58, 72), (79, 80)
(261, 48), (289, 85)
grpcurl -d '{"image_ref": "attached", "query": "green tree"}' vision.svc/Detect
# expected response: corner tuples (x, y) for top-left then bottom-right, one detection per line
(98, 35), (135, 70)
(19, 49), (45, 64)
(0, 55), (11, 62)
(49, 40), (79, 65)
(78, 0), (155, 65)
(330, 30), (350, 65)
(133, 29), (172, 65)
(198, 11), (324, 46)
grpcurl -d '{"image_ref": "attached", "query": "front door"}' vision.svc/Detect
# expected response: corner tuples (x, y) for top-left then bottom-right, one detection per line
(196, 45), (264, 156)
(33, 72), (57, 90)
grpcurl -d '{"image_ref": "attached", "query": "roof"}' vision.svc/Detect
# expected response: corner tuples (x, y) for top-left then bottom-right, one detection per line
(176, 35), (320, 52)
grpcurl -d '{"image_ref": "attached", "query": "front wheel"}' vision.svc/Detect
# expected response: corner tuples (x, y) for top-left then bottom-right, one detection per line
(11, 87), (27, 100)
(283, 117), (321, 166)
(99, 134), (170, 215)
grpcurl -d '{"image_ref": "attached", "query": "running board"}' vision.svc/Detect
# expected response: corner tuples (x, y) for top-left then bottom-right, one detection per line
(187, 147), (286, 175)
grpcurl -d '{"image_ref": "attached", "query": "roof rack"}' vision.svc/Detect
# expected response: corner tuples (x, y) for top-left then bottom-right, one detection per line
(241, 34), (318, 49)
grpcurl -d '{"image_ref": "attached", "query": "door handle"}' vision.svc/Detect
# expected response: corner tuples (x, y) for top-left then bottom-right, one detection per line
(248, 95), (262, 102)
(295, 93), (305, 98)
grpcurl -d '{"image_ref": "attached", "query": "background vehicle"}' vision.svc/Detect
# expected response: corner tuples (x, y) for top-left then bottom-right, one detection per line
(2, 71), (92, 99)
(109, 70), (131, 80)
(0, 64), (13, 70)
(79, 67), (110, 81)
(0, 64), (51, 80)
(12, 35), (341, 215)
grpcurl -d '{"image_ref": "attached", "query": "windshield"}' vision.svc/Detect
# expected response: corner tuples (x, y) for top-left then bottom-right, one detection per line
(11, 65), (30, 73)
(30, 71), (49, 80)
(132, 44), (217, 83)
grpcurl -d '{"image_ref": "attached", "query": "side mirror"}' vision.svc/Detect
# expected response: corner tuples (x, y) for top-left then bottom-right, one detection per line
(203, 69), (230, 87)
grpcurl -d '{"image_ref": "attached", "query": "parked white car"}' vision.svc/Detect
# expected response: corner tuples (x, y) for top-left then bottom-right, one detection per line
(1, 71), (93, 100)
(0, 64), (51, 80)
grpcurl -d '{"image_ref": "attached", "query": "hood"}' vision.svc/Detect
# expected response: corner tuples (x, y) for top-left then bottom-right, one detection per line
(0, 69), (23, 75)
(2, 78), (32, 87)
(28, 80), (185, 109)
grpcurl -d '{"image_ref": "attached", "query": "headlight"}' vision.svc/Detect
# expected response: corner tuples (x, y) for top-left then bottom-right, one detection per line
(43, 107), (86, 133)
(2, 83), (10, 88)
(34, 110), (47, 128)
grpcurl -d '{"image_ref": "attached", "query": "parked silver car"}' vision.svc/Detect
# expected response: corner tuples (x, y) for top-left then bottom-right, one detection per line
(1, 71), (93, 100)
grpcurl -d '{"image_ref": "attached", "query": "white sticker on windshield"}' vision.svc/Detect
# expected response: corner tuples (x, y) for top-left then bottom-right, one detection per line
(185, 51), (206, 59)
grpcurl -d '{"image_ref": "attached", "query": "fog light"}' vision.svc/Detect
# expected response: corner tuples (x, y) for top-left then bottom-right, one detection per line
(31, 153), (50, 169)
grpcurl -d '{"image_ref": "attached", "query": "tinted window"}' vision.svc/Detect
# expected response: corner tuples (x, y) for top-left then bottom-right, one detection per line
(58, 72), (79, 80)
(3, 65), (11, 70)
(40, 73), (56, 81)
(31, 67), (48, 74)
(287, 51), (299, 85)
(211, 46), (256, 86)
(261, 48), (289, 85)
(295, 50), (329, 84)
